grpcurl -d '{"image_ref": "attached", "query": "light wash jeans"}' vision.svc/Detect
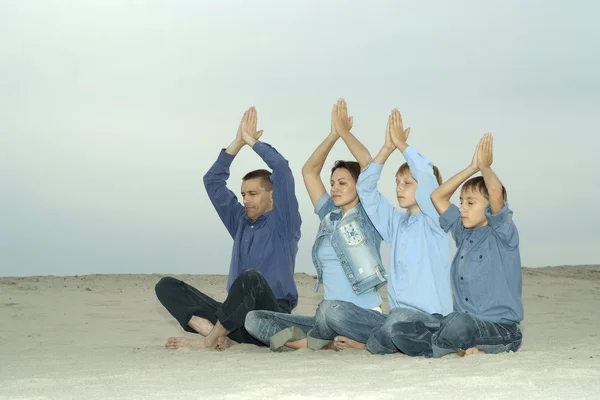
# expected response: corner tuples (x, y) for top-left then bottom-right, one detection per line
(389, 311), (523, 358)
(246, 300), (384, 350)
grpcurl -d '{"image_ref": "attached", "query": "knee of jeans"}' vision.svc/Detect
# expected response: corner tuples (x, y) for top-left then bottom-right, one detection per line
(437, 312), (476, 347)
(238, 268), (264, 285)
(244, 310), (260, 334)
(155, 276), (178, 297)
(315, 300), (341, 321)
(379, 319), (397, 338)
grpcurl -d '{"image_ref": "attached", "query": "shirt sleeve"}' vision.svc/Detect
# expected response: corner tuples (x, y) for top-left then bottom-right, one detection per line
(203, 149), (246, 238)
(486, 202), (519, 248)
(439, 204), (465, 246)
(356, 161), (400, 244)
(314, 192), (336, 221)
(253, 141), (302, 238)
(402, 146), (443, 233)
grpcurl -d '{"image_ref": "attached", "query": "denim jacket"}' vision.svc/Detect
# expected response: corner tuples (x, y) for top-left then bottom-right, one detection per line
(312, 194), (388, 294)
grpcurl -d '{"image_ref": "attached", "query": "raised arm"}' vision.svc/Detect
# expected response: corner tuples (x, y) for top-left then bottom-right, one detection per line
(431, 137), (482, 215)
(301, 104), (346, 207)
(331, 98), (372, 171)
(387, 109), (441, 223)
(241, 107), (301, 237)
(477, 133), (505, 215)
(301, 134), (338, 207)
(355, 112), (403, 243)
(373, 112), (399, 165)
(203, 110), (252, 238)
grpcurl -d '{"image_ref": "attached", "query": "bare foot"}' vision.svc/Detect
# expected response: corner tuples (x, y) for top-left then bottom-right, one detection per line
(465, 347), (485, 355)
(456, 347), (485, 357)
(188, 316), (214, 336)
(164, 337), (215, 350)
(332, 336), (367, 351)
(216, 336), (235, 351)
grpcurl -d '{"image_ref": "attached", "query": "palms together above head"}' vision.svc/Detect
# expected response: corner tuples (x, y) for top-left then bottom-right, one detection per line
(331, 98), (354, 135)
(388, 109), (410, 148)
(471, 133), (493, 170)
(239, 107), (264, 143)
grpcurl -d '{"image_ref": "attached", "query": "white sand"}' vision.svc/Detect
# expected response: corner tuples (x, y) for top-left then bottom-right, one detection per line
(1, 266), (599, 400)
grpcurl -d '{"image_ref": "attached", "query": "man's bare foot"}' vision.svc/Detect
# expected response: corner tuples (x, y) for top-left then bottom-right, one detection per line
(331, 336), (367, 351)
(164, 337), (217, 350)
(216, 336), (235, 351)
(188, 316), (214, 336)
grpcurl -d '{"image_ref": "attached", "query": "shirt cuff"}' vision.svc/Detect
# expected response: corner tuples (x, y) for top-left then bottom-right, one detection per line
(217, 149), (235, 167)
(357, 160), (384, 186)
(439, 204), (461, 231)
(485, 202), (511, 227)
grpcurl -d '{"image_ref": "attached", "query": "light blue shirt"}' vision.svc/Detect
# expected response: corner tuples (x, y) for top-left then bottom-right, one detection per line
(356, 146), (453, 315)
(440, 203), (523, 324)
(316, 220), (383, 309)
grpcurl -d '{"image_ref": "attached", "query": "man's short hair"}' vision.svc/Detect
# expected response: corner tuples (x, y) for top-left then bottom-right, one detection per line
(242, 169), (273, 191)
(462, 176), (507, 201)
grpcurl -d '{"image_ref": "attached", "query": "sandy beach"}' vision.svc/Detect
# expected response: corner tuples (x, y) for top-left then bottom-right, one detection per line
(1, 266), (599, 400)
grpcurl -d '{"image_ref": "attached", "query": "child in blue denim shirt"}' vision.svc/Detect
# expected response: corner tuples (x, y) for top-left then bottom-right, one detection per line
(391, 133), (523, 357)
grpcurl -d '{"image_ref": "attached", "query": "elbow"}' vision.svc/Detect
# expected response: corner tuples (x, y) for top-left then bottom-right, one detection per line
(301, 163), (316, 178)
(202, 172), (213, 189)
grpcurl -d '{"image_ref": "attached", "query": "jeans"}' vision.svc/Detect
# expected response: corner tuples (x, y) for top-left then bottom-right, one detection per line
(390, 311), (523, 358)
(245, 311), (315, 346)
(315, 300), (387, 345)
(155, 269), (292, 346)
(366, 307), (442, 355)
(245, 299), (378, 350)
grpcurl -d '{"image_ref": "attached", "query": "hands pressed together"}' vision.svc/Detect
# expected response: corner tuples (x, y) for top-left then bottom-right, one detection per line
(231, 98), (496, 171)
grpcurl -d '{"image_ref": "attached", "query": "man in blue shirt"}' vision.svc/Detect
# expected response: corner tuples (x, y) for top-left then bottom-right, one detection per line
(155, 107), (302, 350)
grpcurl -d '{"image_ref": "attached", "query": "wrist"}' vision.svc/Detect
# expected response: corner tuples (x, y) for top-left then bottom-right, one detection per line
(395, 142), (409, 152)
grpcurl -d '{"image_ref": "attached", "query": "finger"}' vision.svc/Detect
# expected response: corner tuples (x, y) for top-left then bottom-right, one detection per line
(250, 107), (257, 128)
(394, 109), (402, 131)
(405, 127), (411, 139)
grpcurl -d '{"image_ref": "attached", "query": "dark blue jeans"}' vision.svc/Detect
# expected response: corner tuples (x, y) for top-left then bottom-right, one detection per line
(390, 311), (523, 358)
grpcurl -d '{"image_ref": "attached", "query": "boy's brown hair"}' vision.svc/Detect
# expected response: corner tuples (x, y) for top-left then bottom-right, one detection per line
(461, 176), (507, 201)
(396, 162), (443, 186)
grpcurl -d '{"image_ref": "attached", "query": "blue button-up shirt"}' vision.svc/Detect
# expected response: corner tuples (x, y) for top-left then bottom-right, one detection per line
(440, 203), (523, 324)
(357, 146), (453, 315)
(203, 142), (302, 308)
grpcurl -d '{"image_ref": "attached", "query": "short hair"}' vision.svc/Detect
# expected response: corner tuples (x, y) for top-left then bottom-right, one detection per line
(242, 169), (273, 191)
(461, 176), (507, 201)
(331, 160), (361, 182)
(396, 162), (443, 186)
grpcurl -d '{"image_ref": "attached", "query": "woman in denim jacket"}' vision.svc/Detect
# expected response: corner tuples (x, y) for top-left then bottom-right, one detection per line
(244, 99), (388, 351)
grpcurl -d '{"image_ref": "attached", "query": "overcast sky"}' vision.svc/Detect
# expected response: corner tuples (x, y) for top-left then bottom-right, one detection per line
(1, 0), (598, 277)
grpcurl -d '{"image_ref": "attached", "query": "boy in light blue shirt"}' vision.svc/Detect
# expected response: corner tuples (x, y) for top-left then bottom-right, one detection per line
(312, 104), (453, 353)
(391, 133), (523, 358)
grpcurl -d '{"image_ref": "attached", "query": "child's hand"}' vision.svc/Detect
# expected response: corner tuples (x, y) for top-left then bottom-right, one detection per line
(383, 116), (395, 150)
(331, 98), (353, 136)
(389, 109), (410, 151)
(476, 133), (493, 169)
